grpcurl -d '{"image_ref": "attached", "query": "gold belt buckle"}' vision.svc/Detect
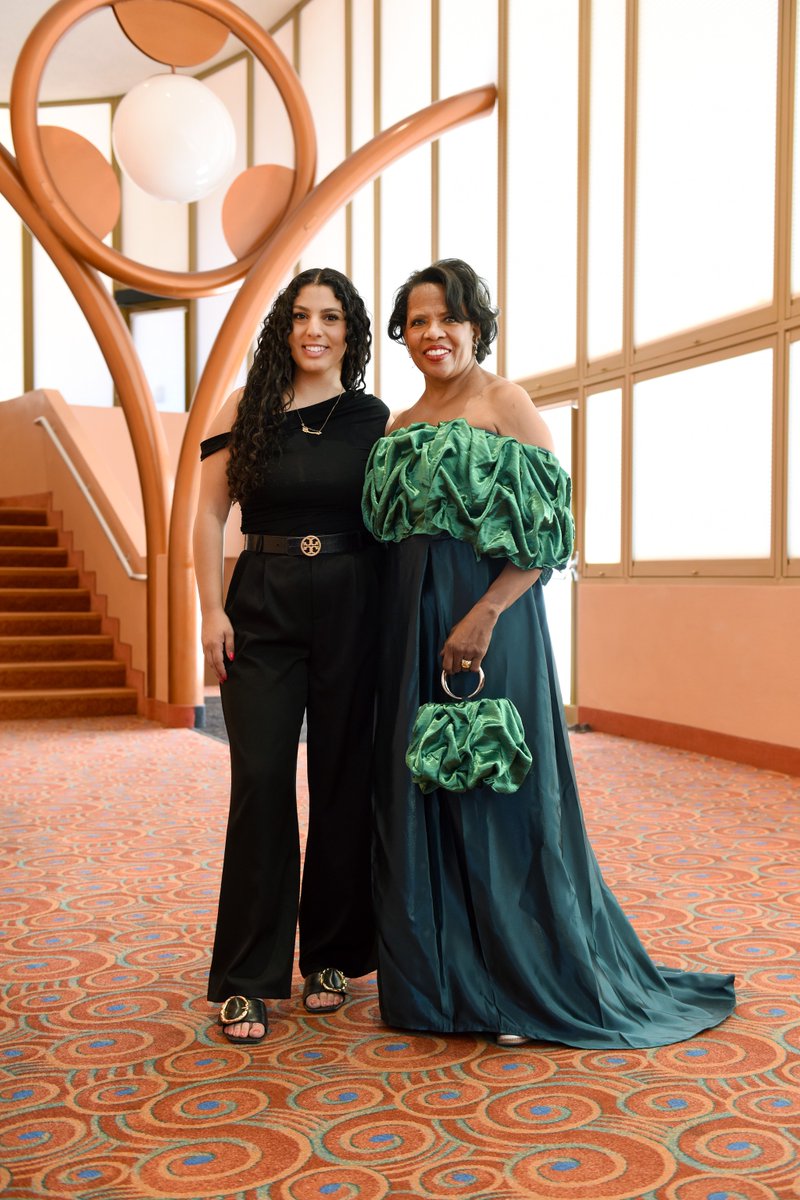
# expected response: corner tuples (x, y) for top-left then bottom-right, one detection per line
(300, 534), (322, 557)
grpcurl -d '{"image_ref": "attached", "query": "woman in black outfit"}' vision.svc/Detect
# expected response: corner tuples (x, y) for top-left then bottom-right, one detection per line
(194, 267), (388, 1043)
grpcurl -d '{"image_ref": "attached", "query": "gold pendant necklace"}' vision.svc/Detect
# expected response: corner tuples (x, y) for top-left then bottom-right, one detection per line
(295, 391), (345, 436)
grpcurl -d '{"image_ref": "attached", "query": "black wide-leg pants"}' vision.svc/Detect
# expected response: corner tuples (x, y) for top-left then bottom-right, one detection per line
(207, 546), (380, 1002)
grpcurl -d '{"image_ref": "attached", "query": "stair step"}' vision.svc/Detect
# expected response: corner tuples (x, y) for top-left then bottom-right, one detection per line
(0, 527), (58, 547)
(0, 588), (91, 613)
(0, 612), (102, 635)
(0, 660), (126, 690)
(0, 567), (79, 588)
(0, 508), (49, 526)
(0, 546), (68, 567)
(0, 635), (114, 663)
(0, 687), (138, 719)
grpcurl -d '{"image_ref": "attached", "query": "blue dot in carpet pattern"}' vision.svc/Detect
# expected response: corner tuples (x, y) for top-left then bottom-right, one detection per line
(664, 1098), (687, 1109)
(727, 1141), (751, 1151)
(708, 1193), (730, 1200)
(89, 1039), (115, 1048)
(369, 1133), (395, 1143)
(197, 1100), (220, 1111)
(606, 1056), (626, 1064)
(451, 1172), (476, 1182)
(771, 1098), (790, 1107)
(303, 1051), (322, 1059)
(550, 1158), (579, 1171)
(685, 1048), (707, 1057)
(19, 1131), (45, 1141)
(336, 1092), (358, 1102)
(183, 1153), (214, 1165)
(320, 1186), (342, 1195)
(385, 1042), (409, 1051)
(115, 1087), (135, 1096)
(767, 1008), (785, 1016)
(502, 1063), (519, 1070)
(530, 1105), (552, 1115)
(439, 1091), (459, 1099)
(12, 1089), (33, 1100)
(77, 1170), (102, 1180)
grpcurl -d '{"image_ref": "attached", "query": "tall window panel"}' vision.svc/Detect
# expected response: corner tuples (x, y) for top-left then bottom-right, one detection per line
(632, 350), (773, 564)
(350, 0), (376, 395)
(506, 0), (579, 380)
(792, 9), (800, 298)
(541, 403), (574, 703)
(33, 103), (114, 407)
(299, 0), (347, 273)
(635, 0), (777, 346)
(788, 340), (800, 563)
(254, 25), (294, 168)
(130, 308), (187, 412)
(0, 108), (23, 401)
(378, 0), (432, 411)
(194, 61), (248, 394)
(586, 0), (625, 361)
(584, 386), (622, 565)
(437, 0), (499, 306)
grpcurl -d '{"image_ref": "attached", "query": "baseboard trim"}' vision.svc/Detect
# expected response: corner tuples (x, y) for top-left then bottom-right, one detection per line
(577, 707), (800, 776)
(143, 697), (197, 728)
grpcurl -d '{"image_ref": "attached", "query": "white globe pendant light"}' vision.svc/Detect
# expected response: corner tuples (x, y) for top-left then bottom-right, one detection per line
(112, 74), (236, 203)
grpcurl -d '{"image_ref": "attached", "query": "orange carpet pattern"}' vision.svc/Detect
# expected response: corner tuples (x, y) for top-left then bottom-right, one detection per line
(1, 718), (799, 1200)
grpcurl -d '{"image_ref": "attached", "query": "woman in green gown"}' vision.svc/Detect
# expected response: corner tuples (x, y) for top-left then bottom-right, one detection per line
(362, 258), (735, 1048)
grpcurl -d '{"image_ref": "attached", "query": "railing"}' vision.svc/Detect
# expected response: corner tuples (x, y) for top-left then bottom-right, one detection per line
(33, 415), (147, 581)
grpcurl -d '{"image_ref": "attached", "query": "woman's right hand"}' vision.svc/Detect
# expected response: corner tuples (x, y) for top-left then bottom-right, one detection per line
(201, 609), (235, 682)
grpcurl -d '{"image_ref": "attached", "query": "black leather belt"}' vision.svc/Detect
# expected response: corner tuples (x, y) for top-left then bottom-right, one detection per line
(244, 531), (368, 557)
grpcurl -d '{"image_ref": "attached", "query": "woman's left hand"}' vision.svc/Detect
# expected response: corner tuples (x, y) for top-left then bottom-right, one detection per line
(440, 602), (498, 675)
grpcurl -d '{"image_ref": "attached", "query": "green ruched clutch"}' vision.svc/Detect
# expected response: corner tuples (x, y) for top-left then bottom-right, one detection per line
(406, 698), (533, 795)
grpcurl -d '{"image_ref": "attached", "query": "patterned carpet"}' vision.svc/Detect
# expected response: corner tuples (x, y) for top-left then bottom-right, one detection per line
(1, 718), (799, 1200)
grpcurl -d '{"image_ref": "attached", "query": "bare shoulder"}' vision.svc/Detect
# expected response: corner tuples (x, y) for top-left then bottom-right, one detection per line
(386, 405), (418, 434)
(206, 387), (244, 438)
(488, 380), (555, 452)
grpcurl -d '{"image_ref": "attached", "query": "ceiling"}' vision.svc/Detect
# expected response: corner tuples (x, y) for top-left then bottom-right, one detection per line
(0, 0), (292, 105)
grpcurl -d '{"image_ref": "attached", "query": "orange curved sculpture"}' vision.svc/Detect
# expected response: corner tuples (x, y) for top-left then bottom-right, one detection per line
(2, 0), (497, 720)
(10, 0), (317, 296)
(0, 143), (170, 699)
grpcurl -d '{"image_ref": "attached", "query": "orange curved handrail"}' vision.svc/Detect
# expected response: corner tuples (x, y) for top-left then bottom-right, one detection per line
(167, 84), (497, 703)
(0, 144), (170, 697)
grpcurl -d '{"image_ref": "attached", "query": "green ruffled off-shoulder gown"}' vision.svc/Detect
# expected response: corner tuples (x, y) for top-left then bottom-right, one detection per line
(362, 419), (735, 1048)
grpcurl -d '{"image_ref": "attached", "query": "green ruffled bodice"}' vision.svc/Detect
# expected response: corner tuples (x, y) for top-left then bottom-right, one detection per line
(362, 419), (574, 580)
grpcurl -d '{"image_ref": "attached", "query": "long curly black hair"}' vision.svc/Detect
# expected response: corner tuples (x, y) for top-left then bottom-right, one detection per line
(226, 267), (372, 503)
(387, 258), (498, 363)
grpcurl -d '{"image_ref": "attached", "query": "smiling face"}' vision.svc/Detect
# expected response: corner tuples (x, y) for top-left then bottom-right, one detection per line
(404, 282), (478, 381)
(287, 284), (347, 378)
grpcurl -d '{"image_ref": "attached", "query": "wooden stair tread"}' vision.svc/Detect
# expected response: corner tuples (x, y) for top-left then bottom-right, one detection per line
(0, 686), (135, 697)
(0, 660), (126, 686)
(0, 567), (79, 586)
(0, 634), (114, 662)
(0, 508), (49, 525)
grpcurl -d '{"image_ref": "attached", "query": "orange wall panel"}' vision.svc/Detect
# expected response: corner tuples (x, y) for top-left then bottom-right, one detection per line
(577, 581), (800, 750)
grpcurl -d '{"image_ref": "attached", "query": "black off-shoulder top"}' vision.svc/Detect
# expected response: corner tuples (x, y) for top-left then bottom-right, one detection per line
(200, 390), (389, 536)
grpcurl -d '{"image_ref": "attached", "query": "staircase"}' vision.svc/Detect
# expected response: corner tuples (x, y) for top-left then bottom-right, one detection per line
(0, 505), (138, 718)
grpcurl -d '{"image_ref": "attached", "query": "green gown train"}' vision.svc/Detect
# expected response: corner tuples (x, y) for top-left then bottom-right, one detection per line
(362, 418), (735, 1048)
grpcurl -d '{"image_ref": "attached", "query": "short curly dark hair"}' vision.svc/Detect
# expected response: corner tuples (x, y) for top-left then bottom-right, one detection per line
(226, 267), (372, 503)
(387, 258), (498, 363)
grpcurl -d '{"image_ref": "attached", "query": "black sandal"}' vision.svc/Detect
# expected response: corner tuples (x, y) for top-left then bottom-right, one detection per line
(302, 967), (348, 1012)
(218, 995), (268, 1043)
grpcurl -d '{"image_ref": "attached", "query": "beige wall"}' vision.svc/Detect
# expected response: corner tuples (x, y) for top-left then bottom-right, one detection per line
(577, 581), (800, 751)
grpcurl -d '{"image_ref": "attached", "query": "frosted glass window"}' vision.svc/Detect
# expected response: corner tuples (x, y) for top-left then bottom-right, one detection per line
(633, 351), (773, 560)
(299, 0), (347, 273)
(506, 0), (579, 379)
(254, 28), (294, 167)
(635, 1), (777, 345)
(788, 342), (800, 560)
(792, 16), (800, 297)
(33, 245), (113, 407)
(380, 0), (430, 129)
(120, 175), (189, 273)
(587, 0), (625, 360)
(379, 147), (432, 412)
(349, 0), (376, 396)
(585, 388), (622, 562)
(130, 309), (187, 412)
(0, 109), (23, 401)
(541, 403), (574, 704)
(195, 292), (247, 396)
(438, 0), (499, 308)
(195, 60), (247, 271)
